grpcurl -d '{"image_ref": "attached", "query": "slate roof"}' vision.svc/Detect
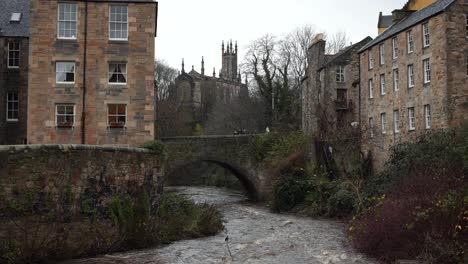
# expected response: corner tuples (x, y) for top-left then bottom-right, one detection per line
(359, 0), (456, 53)
(0, 0), (30, 37)
(378, 14), (393, 29)
(322, 36), (373, 68)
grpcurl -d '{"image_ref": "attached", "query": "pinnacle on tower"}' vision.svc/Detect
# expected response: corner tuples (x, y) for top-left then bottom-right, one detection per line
(201, 56), (205, 75)
(235, 41), (238, 54)
(182, 58), (185, 73)
(222, 41), (225, 54)
(213, 67), (216, 77)
(230, 40), (233, 54)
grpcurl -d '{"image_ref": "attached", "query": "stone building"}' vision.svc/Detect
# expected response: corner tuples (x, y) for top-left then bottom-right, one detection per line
(302, 35), (372, 139)
(359, 0), (468, 169)
(0, 0), (29, 144)
(27, 0), (158, 146)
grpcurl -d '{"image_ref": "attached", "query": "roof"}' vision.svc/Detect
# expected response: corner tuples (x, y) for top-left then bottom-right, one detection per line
(322, 36), (373, 68)
(0, 0), (30, 37)
(359, 0), (456, 53)
(378, 13), (393, 29)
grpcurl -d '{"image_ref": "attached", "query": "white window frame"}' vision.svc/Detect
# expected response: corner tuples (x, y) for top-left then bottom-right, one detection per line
(6, 92), (19, 122)
(393, 69), (399, 91)
(407, 30), (414, 54)
(380, 74), (386, 96)
(392, 37), (398, 60)
(423, 59), (431, 84)
(107, 104), (127, 128)
(109, 6), (128, 41)
(408, 107), (415, 131)
(369, 117), (374, 138)
(379, 44), (385, 65)
(57, 3), (78, 40)
(56, 62), (76, 84)
(408, 64), (415, 88)
(108, 63), (128, 85)
(7, 42), (20, 69)
(422, 22), (430, 48)
(55, 104), (75, 128)
(336, 65), (345, 83)
(381, 113), (387, 134)
(368, 50), (373, 69)
(394, 110), (400, 134)
(369, 79), (374, 99)
(424, 104), (431, 129)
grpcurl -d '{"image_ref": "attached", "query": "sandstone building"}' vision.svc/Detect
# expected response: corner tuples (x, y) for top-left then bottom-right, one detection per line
(26, 0), (157, 146)
(359, 0), (468, 169)
(0, 0), (29, 144)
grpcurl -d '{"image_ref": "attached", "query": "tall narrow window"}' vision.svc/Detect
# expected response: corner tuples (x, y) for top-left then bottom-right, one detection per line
(109, 6), (128, 41)
(379, 44), (385, 65)
(380, 74), (386, 96)
(392, 37), (398, 60)
(394, 110), (400, 134)
(7, 42), (20, 68)
(408, 64), (415, 88)
(393, 69), (399, 91)
(465, 14), (468, 37)
(336, 66), (345, 83)
(58, 3), (77, 39)
(6, 92), (19, 121)
(407, 30), (414, 54)
(368, 50), (373, 69)
(369, 117), (374, 138)
(424, 104), (431, 129)
(108, 63), (127, 84)
(381, 113), (387, 134)
(56, 62), (75, 83)
(369, 79), (374, 99)
(107, 104), (127, 128)
(408, 107), (415, 131)
(423, 59), (431, 84)
(55, 104), (75, 128)
(422, 22), (430, 47)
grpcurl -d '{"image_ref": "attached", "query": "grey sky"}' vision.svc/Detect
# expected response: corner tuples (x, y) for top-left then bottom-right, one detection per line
(156, 0), (407, 74)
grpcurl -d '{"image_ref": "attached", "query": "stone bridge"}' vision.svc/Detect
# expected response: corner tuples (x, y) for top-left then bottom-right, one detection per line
(162, 135), (274, 201)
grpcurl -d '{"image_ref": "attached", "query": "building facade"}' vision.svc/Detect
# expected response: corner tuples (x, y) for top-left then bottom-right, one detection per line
(27, 0), (157, 146)
(359, 0), (468, 169)
(0, 0), (29, 144)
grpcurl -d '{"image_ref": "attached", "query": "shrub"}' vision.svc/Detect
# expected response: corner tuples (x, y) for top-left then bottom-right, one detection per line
(141, 140), (168, 160)
(251, 132), (309, 165)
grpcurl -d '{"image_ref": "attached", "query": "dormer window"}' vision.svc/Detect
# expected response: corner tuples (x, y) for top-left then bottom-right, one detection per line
(10, 13), (22, 23)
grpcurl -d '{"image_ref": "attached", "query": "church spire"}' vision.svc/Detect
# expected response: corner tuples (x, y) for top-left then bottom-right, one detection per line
(201, 56), (205, 76)
(181, 58), (185, 73)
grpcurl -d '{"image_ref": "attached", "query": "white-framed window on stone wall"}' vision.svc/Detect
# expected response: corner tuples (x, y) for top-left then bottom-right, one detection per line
(58, 3), (78, 39)
(394, 110), (400, 134)
(408, 107), (415, 131)
(422, 22), (430, 48)
(55, 104), (75, 128)
(56, 62), (75, 84)
(369, 117), (374, 138)
(408, 64), (415, 88)
(407, 30), (414, 54)
(6, 92), (19, 122)
(107, 104), (127, 128)
(379, 44), (385, 65)
(392, 37), (398, 60)
(368, 50), (373, 69)
(7, 42), (20, 68)
(424, 104), (431, 129)
(393, 69), (399, 91)
(109, 6), (128, 41)
(336, 66), (345, 83)
(381, 112), (387, 134)
(369, 79), (374, 99)
(423, 59), (431, 84)
(108, 63), (127, 84)
(380, 74), (386, 96)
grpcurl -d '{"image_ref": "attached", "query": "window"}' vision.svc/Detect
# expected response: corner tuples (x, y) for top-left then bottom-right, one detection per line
(408, 64), (415, 88)
(407, 30), (414, 53)
(423, 59), (431, 84)
(408, 107), (415, 131)
(109, 6), (128, 41)
(58, 3), (77, 39)
(424, 104), (431, 129)
(380, 74), (386, 95)
(393, 69), (399, 91)
(379, 44), (385, 65)
(107, 104), (127, 128)
(466, 14), (468, 37)
(369, 117), (374, 138)
(422, 23), (430, 47)
(336, 66), (345, 83)
(381, 113), (387, 134)
(394, 110), (400, 134)
(319, 70), (324, 82)
(7, 42), (20, 68)
(55, 104), (75, 128)
(369, 79), (374, 99)
(392, 37), (398, 59)
(368, 50), (373, 69)
(6, 92), (19, 121)
(108, 63), (127, 84)
(56, 62), (75, 83)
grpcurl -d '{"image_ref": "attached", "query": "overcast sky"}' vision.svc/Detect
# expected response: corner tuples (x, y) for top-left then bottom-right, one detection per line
(155, 0), (407, 74)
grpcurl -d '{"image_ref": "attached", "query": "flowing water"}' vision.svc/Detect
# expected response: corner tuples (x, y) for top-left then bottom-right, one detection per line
(63, 186), (376, 264)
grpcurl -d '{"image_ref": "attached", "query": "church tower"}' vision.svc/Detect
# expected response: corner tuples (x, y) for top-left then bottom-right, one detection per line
(221, 40), (238, 82)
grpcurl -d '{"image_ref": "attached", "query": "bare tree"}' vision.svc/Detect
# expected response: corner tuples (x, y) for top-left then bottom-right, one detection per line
(325, 30), (350, 54)
(155, 59), (178, 103)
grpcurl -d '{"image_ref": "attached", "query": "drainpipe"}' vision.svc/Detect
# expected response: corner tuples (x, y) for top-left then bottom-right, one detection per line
(81, 0), (88, 144)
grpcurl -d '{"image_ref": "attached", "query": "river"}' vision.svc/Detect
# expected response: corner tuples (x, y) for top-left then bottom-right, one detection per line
(63, 186), (376, 264)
